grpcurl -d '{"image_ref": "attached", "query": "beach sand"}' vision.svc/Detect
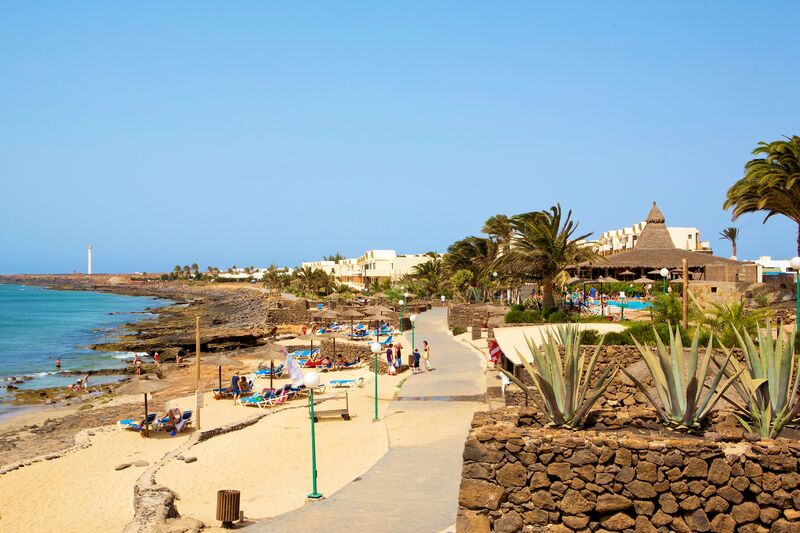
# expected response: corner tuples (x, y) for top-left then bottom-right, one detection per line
(159, 367), (395, 527)
(0, 364), (397, 532)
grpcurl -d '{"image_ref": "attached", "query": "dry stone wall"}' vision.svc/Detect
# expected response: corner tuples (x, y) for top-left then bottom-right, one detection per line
(457, 408), (800, 533)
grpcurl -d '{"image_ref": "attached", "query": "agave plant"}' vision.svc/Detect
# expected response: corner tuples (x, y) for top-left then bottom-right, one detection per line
(622, 324), (742, 430)
(499, 324), (617, 428)
(723, 324), (800, 439)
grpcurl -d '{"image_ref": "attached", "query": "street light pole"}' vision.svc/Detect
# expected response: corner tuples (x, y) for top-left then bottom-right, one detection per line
(398, 299), (405, 334)
(659, 267), (669, 295)
(790, 257), (800, 333)
(304, 371), (322, 500)
(370, 342), (381, 421)
(410, 314), (417, 351)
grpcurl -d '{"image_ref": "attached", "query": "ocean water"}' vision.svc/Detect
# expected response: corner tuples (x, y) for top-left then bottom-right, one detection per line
(0, 284), (170, 404)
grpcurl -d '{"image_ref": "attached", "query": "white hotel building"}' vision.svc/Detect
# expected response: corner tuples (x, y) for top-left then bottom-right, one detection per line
(302, 250), (432, 290)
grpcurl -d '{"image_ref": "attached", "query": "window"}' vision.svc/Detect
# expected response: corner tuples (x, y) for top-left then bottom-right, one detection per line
(711, 287), (717, 293)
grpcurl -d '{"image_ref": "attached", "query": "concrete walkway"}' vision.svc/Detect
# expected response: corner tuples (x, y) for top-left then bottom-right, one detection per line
(251, 307), (486, 533)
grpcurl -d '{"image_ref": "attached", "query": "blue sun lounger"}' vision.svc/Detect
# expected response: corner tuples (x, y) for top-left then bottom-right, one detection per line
(118, 413), (157, 431)
(329, 377), (365, 388)
(379, 336), (393, 345)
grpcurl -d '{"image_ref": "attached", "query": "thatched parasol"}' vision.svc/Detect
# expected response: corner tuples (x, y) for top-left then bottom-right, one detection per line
(319, 310), (339, 321)
(632, 277), (653, 284)
(203, 354), (242, 391)
(116, 377), (169, 437)
(338, 308), (364, 335)
(619, 269), (636, 277)
(647, 269), (662, 275)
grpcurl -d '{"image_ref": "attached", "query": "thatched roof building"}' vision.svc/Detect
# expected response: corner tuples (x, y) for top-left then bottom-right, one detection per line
(574, 202), (753, 281)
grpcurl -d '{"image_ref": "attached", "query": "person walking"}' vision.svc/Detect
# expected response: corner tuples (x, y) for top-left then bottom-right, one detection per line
(412, 348), (421, 374)
(394, 342), (403, 369)
(231, 370), (241, 401)
(386, 344), (396, 375)
(422, 340), (431, 371)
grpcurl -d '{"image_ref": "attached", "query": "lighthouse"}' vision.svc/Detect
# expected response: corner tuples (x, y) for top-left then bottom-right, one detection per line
(88, 244), (93, 275)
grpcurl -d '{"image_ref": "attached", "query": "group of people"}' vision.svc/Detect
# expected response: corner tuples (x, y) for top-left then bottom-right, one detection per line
(229, 371), (254, 400)
(384, 340), (430, 375)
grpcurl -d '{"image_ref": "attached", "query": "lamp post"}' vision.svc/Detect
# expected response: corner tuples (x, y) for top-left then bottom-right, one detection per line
(659, 268), (669, 294)
(492, 272), (498, 303)
(410, 314), (417, 351)
(304, 371), (323, 500)
(398, 299), (405, 334)
(370, 342), (381, 421)
(791, 257), (800, 333)
(620, 292), (627, 321)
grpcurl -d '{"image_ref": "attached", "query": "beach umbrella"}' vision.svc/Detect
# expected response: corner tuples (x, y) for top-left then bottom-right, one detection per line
(632, 277), (653, 284)
(619, 269), (636, 277)
(566, 276), (586, 285)
(261, 343), (287, 389)
(203, 353), (242, 391)
(593, 276), (619, 315)
(116, 377), (169, 437)
(338, 308), (364, 335)
(647, 269), (662, 275)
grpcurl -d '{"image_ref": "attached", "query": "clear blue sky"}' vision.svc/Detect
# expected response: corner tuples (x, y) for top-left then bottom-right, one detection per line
(1, 2), (799, 274)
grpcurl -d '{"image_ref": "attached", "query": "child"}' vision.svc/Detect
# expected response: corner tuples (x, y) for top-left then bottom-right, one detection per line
(412, 348), (421, 374)
(386, 344), (396, 375)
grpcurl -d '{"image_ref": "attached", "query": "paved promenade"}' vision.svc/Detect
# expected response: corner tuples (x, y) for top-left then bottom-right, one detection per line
(252, 307), (487, 533)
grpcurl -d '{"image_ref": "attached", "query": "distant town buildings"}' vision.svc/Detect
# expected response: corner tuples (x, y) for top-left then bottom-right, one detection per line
(750, 256), (794, 277)
(302, 250), (433, 290)
(594, 219), (712, 256)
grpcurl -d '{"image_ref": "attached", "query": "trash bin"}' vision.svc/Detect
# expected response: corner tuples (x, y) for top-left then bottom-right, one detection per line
(216, 489), (240, 528)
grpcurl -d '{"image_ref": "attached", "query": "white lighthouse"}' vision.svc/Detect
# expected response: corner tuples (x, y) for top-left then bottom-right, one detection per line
(88, 244), (93, 275)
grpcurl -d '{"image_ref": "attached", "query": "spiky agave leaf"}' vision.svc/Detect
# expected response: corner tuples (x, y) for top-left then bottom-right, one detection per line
(626, 325), (741, 429)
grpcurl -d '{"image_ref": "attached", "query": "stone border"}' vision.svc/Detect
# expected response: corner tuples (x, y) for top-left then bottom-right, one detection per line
(0, 427), (95, 477)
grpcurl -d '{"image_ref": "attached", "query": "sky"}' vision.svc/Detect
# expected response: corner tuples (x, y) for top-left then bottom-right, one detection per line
(1, 2), (799, 274)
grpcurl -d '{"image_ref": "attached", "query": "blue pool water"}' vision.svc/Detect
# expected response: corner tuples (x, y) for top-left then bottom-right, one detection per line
(605, 300), (652, 310)
(0, 284), (170, 399)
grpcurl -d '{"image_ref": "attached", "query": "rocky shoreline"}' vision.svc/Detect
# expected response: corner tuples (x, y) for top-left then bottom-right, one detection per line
(0, 274), (285, 402)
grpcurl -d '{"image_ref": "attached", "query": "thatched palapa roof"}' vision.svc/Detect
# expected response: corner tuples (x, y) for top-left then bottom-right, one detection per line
(578, 202), (743, 270)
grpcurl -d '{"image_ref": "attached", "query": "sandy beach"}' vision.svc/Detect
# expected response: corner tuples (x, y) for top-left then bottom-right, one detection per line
(0, 354), (402, 532)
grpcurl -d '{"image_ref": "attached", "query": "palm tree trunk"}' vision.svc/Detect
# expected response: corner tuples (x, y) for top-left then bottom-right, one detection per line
(797, 223), (800, 257)
(542, 277), (556, 310)
(732, 242), (737, 258)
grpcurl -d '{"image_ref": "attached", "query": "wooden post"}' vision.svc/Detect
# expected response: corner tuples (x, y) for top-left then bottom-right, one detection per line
(682, 258), (689, 330)
(195, 315), (201, 430)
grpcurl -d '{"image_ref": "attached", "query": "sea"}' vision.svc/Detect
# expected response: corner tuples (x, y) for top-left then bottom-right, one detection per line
(0, 284), (170, 415)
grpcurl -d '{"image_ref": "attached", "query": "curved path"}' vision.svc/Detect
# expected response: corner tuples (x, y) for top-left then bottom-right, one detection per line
(251, 307), (487, 533)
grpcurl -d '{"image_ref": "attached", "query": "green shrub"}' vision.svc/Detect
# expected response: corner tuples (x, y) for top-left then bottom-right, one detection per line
(505, 309), (542, 323)
(547, 311), (571, 323)
(510, 304), (526, 313)
(452, 326), (466, 336)
(601, 321), (692, 346)
(650, 293), (684, 324)
(580, 329), (601, 345)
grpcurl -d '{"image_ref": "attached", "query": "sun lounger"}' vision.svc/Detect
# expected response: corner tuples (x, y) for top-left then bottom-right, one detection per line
(254, 364), (285, 378)
(329, 377), (365, 389)
(379, 336), (393, 345)
(118, 413), (157, 431)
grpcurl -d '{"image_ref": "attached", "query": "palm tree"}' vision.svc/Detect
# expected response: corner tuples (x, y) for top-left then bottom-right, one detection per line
(411, 258), (447, 296)
(500, 204), (598, 310)
(724, 136), (800, 254)
(442, 236), (498, 300)
(191, 263), (200, 276)
(482, 214), (513, 250)
(719, 227), (739, 258)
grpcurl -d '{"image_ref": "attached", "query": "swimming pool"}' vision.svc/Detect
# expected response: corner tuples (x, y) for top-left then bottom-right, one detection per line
(605, 300), (652, 310)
